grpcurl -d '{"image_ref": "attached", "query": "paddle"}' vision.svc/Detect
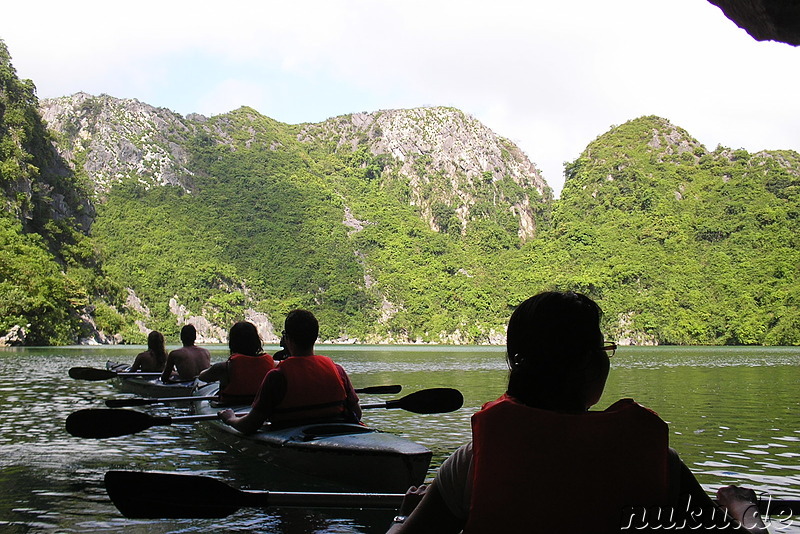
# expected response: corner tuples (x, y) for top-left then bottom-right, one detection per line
(361, 387), (463, 414)
(68, 367), (162, 381)
(66, 409), (239, 438)
(68, 388), (463, 438)
(104, 470), (404, 518)
(104, 384), (403, 408)
(104, 470), (800, 520)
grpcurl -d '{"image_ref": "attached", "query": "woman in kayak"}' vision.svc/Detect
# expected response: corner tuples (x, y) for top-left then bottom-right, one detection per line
(218, 309), (362, 432)
(130, 330), (167, 373)
(198, 321), (275, 404)
(387, 291), (768, 533)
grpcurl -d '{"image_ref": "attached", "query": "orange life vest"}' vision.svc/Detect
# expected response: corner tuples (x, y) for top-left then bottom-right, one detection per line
(269, 355), (347, 423)
(464, 394), (670, 534)
(219, 353), (275, 404)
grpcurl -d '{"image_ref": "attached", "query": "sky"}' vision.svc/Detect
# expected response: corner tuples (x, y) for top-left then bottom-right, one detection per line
(2, 0), (798, 197)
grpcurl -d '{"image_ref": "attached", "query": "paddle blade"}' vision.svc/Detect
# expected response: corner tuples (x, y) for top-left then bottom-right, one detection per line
(355, 385), (402, 394)
(105, 398), (155, 408)
(68, 367), (117, 380)
(66, 409), (167, 438)
(105, 471), (247, 518)
(390, 388), (464, 414)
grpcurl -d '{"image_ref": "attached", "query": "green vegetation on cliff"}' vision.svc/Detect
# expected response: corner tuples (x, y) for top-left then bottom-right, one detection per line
(503, 117), (800, 345)
(1, 40), (126, 344)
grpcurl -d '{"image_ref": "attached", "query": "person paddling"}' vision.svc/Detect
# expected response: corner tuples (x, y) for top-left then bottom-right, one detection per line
(219, 309), (361, 433)
(198, 321), (275, 405)
(387, 291), (768, 533)
(130, 330), (167, 373)
(160, 324), (211, 382)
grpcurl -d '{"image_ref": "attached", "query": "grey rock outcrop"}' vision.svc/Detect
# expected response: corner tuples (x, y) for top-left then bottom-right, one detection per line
(40, 93), (196, 195)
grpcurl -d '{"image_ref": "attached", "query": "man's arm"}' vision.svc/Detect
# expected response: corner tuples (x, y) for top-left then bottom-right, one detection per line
(386, 480), (464, 533)
(160, 353), (176, 382)
(130, 352), (146, 372)
(218, 369), (282, 434)
(198, 361), (226, 383)
(218, 406), (269, 435)
(337, 365), (362, 421)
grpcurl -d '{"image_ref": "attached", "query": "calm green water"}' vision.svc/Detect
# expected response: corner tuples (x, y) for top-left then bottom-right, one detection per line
(0, 345), (797, 533)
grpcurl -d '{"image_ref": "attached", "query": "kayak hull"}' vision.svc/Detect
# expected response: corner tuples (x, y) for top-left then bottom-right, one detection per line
(193, 383), (432, 492)
(106, 361), (199, 398)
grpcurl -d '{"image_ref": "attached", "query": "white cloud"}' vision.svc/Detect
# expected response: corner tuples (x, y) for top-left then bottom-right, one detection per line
(2, 0), (798, 196)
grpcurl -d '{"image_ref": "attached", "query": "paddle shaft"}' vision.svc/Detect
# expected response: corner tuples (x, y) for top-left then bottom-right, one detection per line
(87, 394), (437, 431)
(106, 395), (217, 407)
(227, 489), (403, 509)
(106, 385), (401, 407)
(161, 412), (247, 424)
(69, 366), (163, 380)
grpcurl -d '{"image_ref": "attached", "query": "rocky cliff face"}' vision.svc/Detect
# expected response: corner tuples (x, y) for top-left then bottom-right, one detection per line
(299, 107), (550, 240)
(40, 93), (196, 196)
(41, 95), (551, 242)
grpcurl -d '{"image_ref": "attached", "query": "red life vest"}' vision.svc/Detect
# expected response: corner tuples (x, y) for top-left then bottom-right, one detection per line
(219, 353), (275, 404)
(464, 394), (670, 534)
(269, 355), (347, 423)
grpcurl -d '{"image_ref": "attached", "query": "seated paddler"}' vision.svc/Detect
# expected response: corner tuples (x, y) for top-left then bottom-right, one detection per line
(160, 324), (211, 383)
(198, 321), (275, 405)
(386, 291), (768, 534)
(218, 309), (362, 433)
(130, 330), (168, 373)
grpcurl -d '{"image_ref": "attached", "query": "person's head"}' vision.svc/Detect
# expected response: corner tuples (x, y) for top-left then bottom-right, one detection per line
(228, 321), (263, 357)
(180, 324), (197, 346)
(506, 291), (611, 412)
(283, 309), (319, 354)
(147, 330), (167, 362)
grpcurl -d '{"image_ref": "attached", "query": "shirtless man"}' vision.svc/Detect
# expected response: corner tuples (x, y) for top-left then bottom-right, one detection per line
(161, 325), (211, 382)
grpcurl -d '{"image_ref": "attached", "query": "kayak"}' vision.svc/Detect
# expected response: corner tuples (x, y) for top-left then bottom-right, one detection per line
(192, 382), (433, 492)
(106, 361), (200, 398)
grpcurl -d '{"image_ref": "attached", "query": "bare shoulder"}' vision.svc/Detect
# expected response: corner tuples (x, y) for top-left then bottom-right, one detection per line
(169, 347), (189, 358)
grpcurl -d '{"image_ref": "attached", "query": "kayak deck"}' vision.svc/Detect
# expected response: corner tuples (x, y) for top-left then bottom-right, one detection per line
(193, 383), (432, 492)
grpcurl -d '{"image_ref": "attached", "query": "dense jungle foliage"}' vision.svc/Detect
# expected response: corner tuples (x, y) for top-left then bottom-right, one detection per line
(2, 40), (799, 346)
(1, 41), (126, 345)
(503, 120), (800, 345)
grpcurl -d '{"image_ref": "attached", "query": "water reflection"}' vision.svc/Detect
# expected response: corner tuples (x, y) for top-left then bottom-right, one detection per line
(0, 346), (797, 532)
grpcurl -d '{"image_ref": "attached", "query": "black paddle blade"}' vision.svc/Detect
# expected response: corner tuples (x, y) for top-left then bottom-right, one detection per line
(66, 409), (167, 438)
(68, 367), (117, 380)
(355, 385), (402, 394)
(391, 387), (464, 414)
(105, 471), (249, 518)
(105, 398), (154, 408)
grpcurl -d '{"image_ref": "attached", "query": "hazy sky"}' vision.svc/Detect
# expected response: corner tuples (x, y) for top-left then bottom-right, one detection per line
(3, 0), (798, 196)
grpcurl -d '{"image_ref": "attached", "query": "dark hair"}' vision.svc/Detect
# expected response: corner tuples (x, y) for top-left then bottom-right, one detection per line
(180, 324), (197, 344)
(147, 330), (167, 367)
(506, 291), (608, 411)
(228, 321), (263, 357)
(284, 309), (319, 351)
